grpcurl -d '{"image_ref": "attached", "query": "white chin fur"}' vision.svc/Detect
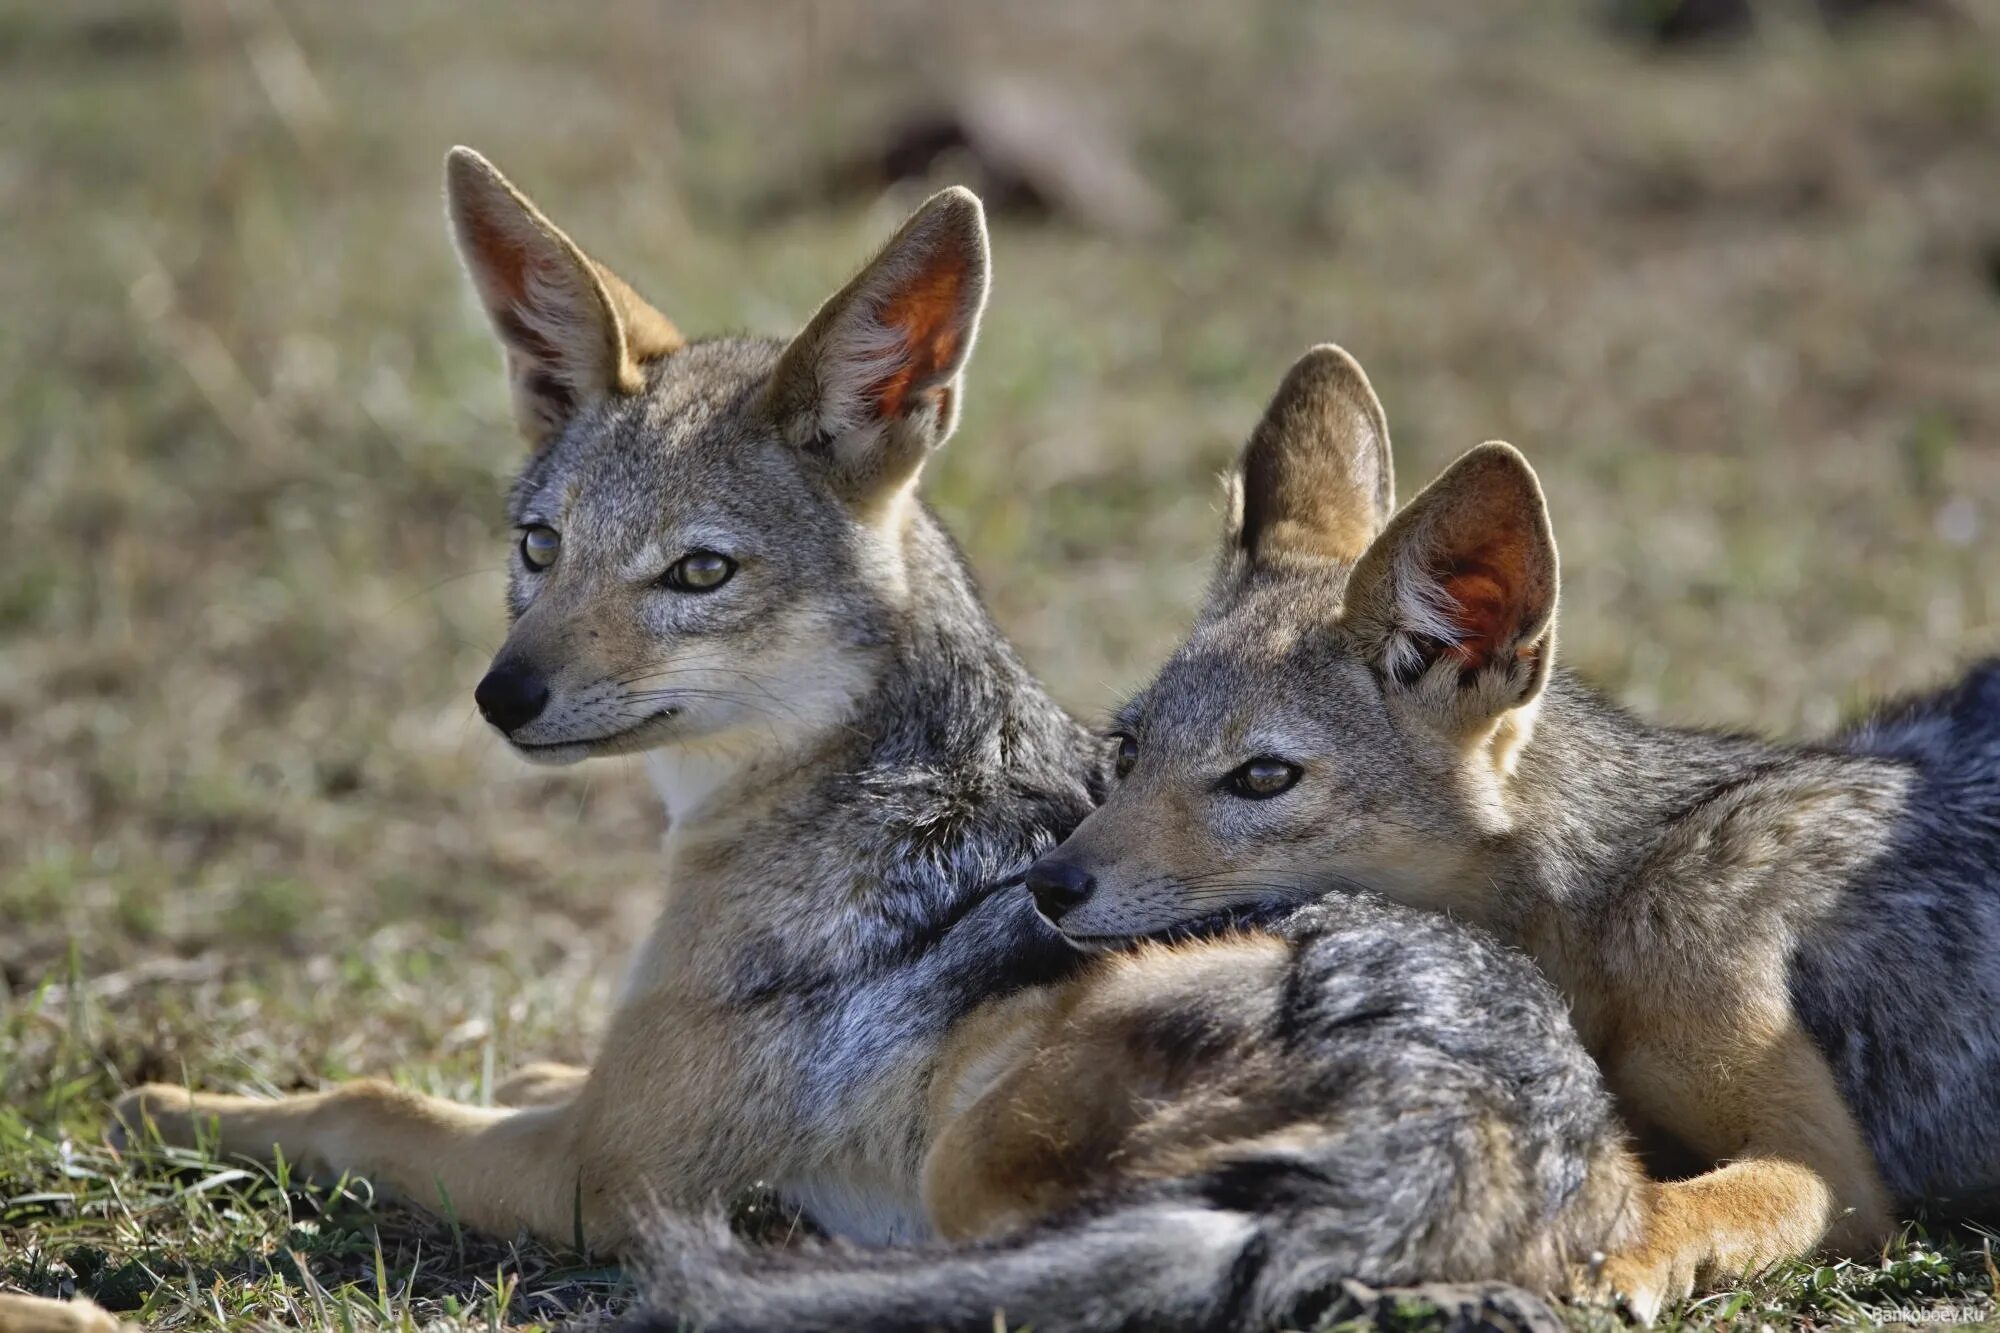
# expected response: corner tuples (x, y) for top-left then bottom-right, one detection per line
(643, 731), (768, 822)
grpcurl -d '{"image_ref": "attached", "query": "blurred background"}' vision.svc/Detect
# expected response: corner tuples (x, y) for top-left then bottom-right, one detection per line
(1, 0), (1997, 1315)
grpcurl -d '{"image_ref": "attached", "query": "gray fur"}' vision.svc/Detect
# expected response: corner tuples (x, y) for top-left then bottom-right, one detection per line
(1487, 663), (2000, 1204)
(1802, 662), (2000, 1201)
(456, 165), (1109, 1243)
(1099, 549), (2000, 1206)
(522, 339), (1107, 1235)
(634, 895), (1639, 1333)
(445, 184), (1643, 1326)
(1075, 498), (2000, 1213)
(1452, 663), (2000, 1205)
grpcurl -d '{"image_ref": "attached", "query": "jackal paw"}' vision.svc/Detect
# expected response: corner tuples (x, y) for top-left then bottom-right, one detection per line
(1575, 1249), (1694, 1325)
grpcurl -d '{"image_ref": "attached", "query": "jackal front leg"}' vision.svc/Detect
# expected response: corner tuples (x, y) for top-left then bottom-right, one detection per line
(111, 1080), (624, 1250)
(1594, 1016), (1891, 1320)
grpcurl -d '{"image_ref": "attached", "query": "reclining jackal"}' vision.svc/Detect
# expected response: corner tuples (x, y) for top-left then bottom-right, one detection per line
(1031, 343), (2000, 1316)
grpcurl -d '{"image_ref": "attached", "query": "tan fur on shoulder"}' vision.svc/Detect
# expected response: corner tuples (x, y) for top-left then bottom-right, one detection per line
(924, 935), (1292, 1239)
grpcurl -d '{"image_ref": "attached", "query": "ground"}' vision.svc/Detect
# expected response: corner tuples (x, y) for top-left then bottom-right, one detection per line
(2, 1), (1997, 1328)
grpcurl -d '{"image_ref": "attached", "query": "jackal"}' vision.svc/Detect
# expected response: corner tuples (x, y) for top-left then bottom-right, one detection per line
(1031, 344), (2000, 1316)
(107, 150), (1107, 1251)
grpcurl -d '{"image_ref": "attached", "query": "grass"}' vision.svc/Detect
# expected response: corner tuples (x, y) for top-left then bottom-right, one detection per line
(2, 0), (1998, 1327)
(4, 945), (632, 1328)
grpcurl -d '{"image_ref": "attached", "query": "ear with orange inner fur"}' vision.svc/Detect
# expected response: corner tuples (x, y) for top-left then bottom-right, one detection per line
(1342, 442), (1559, 724)
(763, 187), (990, 513)
(445, 147), (682, 446)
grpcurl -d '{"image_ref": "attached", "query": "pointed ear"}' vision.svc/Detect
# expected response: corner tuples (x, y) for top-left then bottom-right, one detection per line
(445, 147), (682, 446)
(763, 187), (989, 510)
(1343, 442), (1558, 723)
(1226, 345), (1395, 572)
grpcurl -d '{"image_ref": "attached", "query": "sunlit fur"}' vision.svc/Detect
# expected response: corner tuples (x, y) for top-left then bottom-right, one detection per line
(94, 201), (1654, 1333)
(625, 349), (1647, 1333)
(639, 898), (1646, 1333)
(109, 156), (1109, 1254)
(1053, 344), (2000, 1317)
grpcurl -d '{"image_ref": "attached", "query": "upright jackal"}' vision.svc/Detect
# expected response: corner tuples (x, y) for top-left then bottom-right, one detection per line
(1035, 344), (2000, 1315)
(109, 150), (1108, 1250)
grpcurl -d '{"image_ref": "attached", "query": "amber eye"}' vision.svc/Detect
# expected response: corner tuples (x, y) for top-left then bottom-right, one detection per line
(661, 549), (736, 593)
(1224, 757), (1301, 800)
(520, 525), (561, 571)
(1113, 734), (1138, 779)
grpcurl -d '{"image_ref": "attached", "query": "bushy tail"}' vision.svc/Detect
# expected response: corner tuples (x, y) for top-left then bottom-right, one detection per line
(631, 1191), (1270, 1333)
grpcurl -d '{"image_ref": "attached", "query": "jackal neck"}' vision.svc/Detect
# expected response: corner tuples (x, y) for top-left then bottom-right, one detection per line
(634, 501), (1101, 1005)
(1497, 670), (1787, 914)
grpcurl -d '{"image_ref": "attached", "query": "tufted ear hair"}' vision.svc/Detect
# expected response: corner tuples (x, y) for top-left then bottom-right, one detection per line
(445, 147), (682, 446)
(1342, 442), (1558, 730)
(762, 187), (989, 516)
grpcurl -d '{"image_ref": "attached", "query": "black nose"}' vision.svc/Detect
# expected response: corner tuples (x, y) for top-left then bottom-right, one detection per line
(1026, 859), (1096, 923)
(475, 663), (549, 735)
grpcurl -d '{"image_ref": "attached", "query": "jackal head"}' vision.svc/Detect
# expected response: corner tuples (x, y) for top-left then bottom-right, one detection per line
(444, 149), (988, 797)
(1026, 345), (1559, 942)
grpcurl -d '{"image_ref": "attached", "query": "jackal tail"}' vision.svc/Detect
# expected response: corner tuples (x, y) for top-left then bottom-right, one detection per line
(637, 1184), (1310, 1333)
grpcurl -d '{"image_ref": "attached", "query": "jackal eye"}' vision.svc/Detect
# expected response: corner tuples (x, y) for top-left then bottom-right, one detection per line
(662, 549), (736, 593)
(519, 525), (561, 571)
(1112, 733), (1138, 780)
(1223, 757), (1301, 800)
